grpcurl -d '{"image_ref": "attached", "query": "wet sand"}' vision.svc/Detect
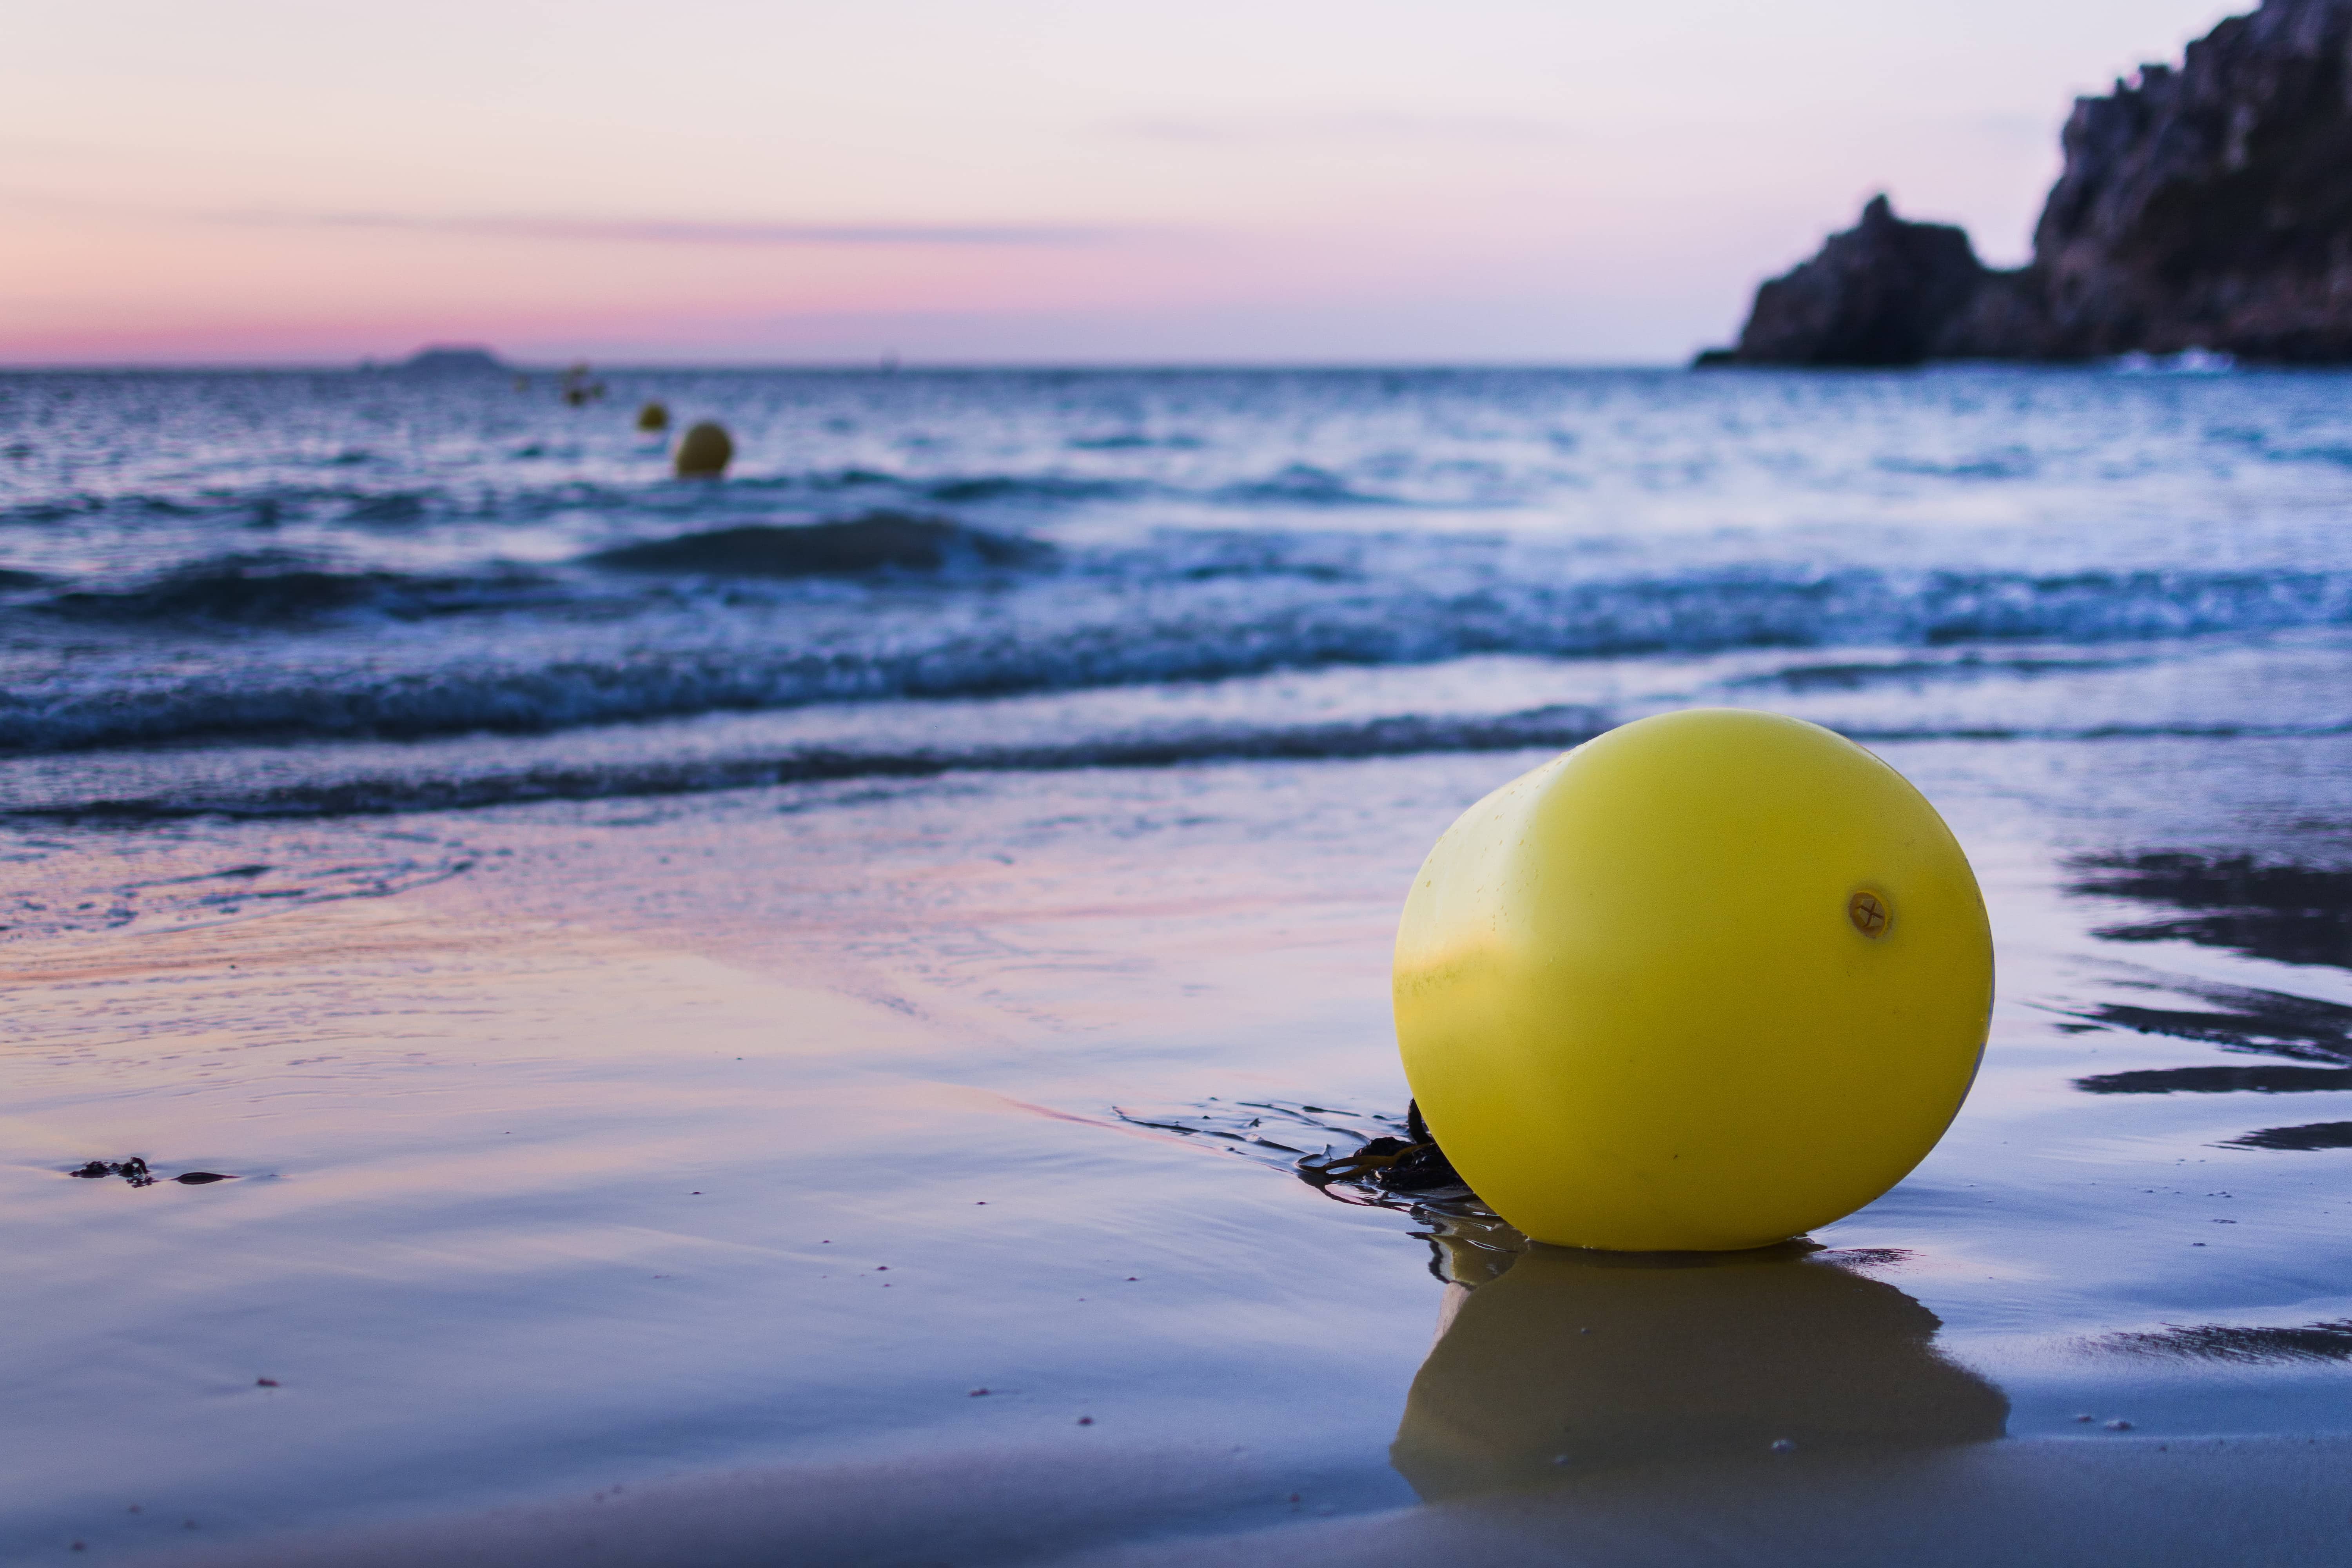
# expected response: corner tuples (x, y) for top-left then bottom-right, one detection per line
(171, 1434), (2352, 1566)
(11, 733), (2352, 1562)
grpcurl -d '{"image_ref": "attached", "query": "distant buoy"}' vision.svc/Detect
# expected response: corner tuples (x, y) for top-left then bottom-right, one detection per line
(560, 362), (604, 407)
(673, 421), (733, 478)
(1393, 709), (1992, 1252)
(637, 401), (670, 433)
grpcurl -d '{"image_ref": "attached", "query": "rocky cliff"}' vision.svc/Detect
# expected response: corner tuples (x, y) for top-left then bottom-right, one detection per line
(1704, 0), (2352, 365)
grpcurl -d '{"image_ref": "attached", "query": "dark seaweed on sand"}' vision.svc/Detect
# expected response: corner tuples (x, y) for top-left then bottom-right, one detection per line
(1298, 1101), (1469, 1199)
(1112, 1098), (1524, 1285)
(71, 1158), (158, 1187)
(1113, 1098), (1472, 1205)
(68, 1158), (235, 1187)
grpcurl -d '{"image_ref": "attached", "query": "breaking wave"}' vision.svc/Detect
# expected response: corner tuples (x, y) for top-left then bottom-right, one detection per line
(0, 706), (1613, 819)
(34, 554), (557, 626)
(587, 513), (1051, 576)
(7, 560), (2352, 751)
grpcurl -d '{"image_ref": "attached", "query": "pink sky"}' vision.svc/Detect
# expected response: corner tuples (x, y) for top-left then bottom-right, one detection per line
(3, 0), (2242, 365)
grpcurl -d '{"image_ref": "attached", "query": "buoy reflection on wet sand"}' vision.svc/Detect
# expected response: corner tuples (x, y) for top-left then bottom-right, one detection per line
(1391, 1243), (2006, 1499)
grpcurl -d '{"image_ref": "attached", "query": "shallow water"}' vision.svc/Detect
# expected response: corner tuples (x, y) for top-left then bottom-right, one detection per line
(7, 365), (2352, 795)
(7, 367), (2352, 1560)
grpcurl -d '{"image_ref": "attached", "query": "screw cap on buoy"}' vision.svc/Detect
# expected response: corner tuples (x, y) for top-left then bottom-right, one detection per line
(673, 421), (733, 478)
(1393, 709), (1992, 1252)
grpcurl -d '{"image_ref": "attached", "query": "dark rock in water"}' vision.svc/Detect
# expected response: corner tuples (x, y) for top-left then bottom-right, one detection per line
(1723, 196), (1996, 368)
(2034, 0), (2352, 361)
(395, 345), (505, 374)
(1699, 196), (2055, 368)
(588, 513), (1053, 578)
(1703, 0), (2352, 364)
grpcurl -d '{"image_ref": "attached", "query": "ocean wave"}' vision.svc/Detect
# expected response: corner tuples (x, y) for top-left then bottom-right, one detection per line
(15, 701), (2352, 822)
(343, 492), (431, 525)
(37, 554), (556, 626)
(3, 485), (467, 532)
(9, 563), (2352, 751)
(1875, 452), (2038, 481)
(922, 475), (1142, 504)
(1911, 569), (2352, 644)
(0, 457), (1417, 538)
(2268, 443), (2352, 469)
(1213, 464), (1397, 506)
(0, 467), (1124, 541)
(0, 705), (1613, 820)
(587, 513), (1051, 576)
(1067, 433), (1203, 451)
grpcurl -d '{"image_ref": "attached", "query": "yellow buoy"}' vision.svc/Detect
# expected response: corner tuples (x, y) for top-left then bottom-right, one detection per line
(637, 400), (670, 432)
(1393, 709), (1991, 1252)
(673, 421), (733, 478)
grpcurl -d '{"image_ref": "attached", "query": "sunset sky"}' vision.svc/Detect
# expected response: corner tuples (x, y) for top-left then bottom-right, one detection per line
(4, 0), (2241, 366)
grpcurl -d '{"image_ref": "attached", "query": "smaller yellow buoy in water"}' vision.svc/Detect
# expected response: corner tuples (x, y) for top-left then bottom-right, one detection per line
(1394, 709), (1991, 1252)
(637, 401), (670, 433)
(674, 421), (733, 478)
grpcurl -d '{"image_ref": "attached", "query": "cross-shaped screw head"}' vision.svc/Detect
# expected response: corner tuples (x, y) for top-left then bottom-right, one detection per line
(1848, 889), (1891, 938)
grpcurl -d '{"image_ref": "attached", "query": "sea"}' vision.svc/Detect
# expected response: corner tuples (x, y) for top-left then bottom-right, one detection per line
(9, 363), (2352, 1561)
(6, 363), (2352, 822)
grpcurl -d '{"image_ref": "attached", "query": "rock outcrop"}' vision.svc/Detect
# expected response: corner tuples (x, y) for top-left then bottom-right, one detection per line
(1702, 0), (2352, 365)
(1700, 196), (2014, 367)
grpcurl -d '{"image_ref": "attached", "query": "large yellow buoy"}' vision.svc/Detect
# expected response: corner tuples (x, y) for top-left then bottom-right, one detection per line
(1394, 709), (1991, 1252)
(673, 421), (733, 478)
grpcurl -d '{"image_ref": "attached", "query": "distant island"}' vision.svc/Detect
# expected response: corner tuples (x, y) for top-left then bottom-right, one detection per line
(395, 345), (508, 374)
(1699, 0), (2352, 366)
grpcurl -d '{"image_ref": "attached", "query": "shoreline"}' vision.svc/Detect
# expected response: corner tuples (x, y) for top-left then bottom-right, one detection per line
(137, 1432), (2352, 1566)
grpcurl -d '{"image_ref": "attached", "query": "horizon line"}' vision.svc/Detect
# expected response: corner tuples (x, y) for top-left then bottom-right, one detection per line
(0, 356), (1706, 374)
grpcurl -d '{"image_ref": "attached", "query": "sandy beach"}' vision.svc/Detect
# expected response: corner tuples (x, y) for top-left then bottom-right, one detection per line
(13, 717), (2352, 1561)
(16, 0), (2352, 1552)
